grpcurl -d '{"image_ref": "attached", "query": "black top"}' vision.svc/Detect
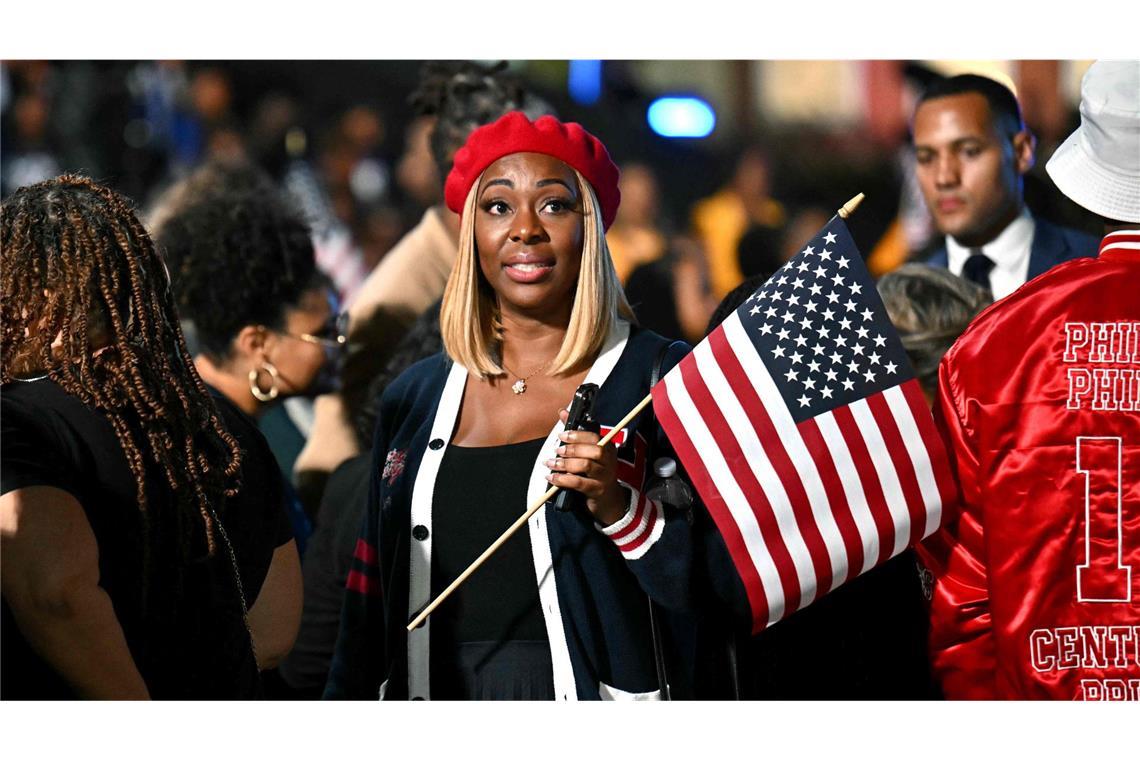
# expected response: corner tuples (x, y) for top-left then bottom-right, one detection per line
(278, 452), (372, 696)
(429, 437), (553, 699)
(0, 378), (292, 699)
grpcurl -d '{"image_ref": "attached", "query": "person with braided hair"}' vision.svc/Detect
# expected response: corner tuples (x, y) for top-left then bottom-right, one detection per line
(1, 175), (292, 698)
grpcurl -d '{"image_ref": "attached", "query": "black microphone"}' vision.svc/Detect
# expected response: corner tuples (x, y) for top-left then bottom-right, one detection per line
(549, 383), (600, 512)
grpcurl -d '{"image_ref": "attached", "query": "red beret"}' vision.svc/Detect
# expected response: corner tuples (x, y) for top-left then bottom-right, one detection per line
(444, 111), (621, 230)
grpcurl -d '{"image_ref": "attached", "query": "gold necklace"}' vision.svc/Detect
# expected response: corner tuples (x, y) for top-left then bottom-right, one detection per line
(501, 357), (552, 395)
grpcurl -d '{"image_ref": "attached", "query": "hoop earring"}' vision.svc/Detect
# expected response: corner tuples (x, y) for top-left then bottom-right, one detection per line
(248, 362), (280, 402)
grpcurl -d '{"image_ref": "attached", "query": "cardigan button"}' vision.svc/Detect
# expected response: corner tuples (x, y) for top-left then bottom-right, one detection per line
(429, 438), (444, 450)
(412, 524), (430, 541)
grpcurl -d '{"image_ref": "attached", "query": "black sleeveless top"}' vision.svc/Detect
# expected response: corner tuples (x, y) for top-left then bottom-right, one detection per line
(429, 437), (554, 700)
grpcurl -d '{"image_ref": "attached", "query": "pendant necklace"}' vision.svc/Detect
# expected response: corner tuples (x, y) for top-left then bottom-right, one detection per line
(502, 357), (552, 395)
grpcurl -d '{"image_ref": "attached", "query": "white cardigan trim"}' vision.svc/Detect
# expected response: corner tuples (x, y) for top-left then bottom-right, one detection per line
(529, 320), (631, 701)
(406, 360), (468, 701)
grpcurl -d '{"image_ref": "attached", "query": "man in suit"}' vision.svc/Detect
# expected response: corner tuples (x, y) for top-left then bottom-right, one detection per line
(912, 73), (1098, 299)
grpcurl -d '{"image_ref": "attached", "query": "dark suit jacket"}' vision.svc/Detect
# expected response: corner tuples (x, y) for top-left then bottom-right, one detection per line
(925, 216), (1099, 283)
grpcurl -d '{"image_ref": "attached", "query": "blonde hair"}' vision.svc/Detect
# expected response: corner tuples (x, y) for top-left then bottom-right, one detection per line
(440, 167), (635, 379)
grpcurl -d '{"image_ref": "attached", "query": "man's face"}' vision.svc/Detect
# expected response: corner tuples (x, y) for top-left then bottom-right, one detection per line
(913, 92), (1031, 247)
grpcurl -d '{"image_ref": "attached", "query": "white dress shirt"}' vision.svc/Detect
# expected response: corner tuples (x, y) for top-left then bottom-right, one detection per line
(946, 210), (1036, 300)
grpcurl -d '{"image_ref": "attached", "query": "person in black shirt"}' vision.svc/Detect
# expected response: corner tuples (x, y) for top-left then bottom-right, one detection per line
(0, 175), (291, 698)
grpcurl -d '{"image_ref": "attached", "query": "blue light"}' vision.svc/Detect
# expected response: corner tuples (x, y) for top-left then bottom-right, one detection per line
(647, 97), (716, 138)
(568, 60), (603, 106)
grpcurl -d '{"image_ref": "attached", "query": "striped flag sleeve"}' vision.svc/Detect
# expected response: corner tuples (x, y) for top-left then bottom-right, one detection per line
(652, 215), (957, 634)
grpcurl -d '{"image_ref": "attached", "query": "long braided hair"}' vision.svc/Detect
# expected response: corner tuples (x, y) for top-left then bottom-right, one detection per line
(0, 175), (242, 561)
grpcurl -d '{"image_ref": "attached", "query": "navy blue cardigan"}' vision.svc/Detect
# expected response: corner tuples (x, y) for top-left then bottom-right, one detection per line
(324, 322), (745, 700)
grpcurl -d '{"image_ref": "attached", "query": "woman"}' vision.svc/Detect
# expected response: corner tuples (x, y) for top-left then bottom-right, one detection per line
(0, 176), (286, 698)
(325, 112), (735, 701)
(153, 162), (344, 564)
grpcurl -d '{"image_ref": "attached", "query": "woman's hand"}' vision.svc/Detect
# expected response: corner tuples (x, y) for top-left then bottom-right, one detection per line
(544, 408), (630, 527)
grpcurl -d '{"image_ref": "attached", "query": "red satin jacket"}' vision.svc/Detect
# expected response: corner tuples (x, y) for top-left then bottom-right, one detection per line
(917, 230), (1140, 700)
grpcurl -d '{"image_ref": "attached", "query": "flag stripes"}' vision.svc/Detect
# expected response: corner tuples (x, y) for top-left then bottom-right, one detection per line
(654, 310), (949, 633)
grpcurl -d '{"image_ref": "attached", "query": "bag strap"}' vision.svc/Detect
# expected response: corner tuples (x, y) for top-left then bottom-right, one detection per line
(645, 340), (742, 700)
(646, 341), (674, 700)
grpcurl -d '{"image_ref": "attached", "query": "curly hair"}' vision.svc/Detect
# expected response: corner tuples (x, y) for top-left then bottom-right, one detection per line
(1, 175), (243, 561)
(409, 61), (551, 175)
(877, 263), (993, 397)
(150, 162), (318, 360)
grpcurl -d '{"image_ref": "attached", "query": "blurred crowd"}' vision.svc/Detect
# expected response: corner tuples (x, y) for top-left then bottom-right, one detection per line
(3, 58), (1131, 702)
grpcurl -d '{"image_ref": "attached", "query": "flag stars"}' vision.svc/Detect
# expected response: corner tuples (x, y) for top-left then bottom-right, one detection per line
(792, 277), (805, 289)
(885, 361), (898, 375)
(863, 369), (876, 383)
(807, 359), (821, 373)
(785, 368), (799, 382)
(814, 265), (829, 278)
(798, 393), (812, 408)
(861, 308), (874, 321)
(842, 378), (855, 391)
(837, 256), (850, 269)
(765, 306), (778, 319)
(849, 282), (863, 295)
(749, 305), (763, 316)
(812, 344), (826, 356)
(798, 260), (812, 273)
(790, 351), (804, 365)
(827, 291), (840, 304)
(794, 334), (808, 347)
(831, 273), (846, 287)
(817, 325), (831, 339)
(802, 245), (815, 257)
(770, 290), (784, 302)
(845, 300), (858, 313)
(776, 327), (791, 341)
(805, 301), (818, 313)
(821, 387), (834, 399)
(839, 317), (852, 330)
(787, 294), (801, 306)
(852, 343), (865, 355)
(758, 323), (773, 336)
(873, 334), (887, 348)
(847, 359), (860, 374)
(856, 326), (869, 339)
(782, 310), (796, 323)
(823, 231), (837, 244)
(820, 248), (833, 261)
(803, 378), (817, 390)
(830, 351), (844, 364)
(772, 345), (787, 359)
(822, 308), (836, 321)
(776, 276), (788, 286)
(799, 317), (813, 330)
(834, 335), (848, 347)
(809, 283), (823, 296)
(825, 369), (838, 382)
(869, 353), (881, 365)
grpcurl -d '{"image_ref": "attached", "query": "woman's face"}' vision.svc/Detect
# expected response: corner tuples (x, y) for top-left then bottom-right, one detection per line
(265, 286), (340, 397)
(474, 152), (585, 320)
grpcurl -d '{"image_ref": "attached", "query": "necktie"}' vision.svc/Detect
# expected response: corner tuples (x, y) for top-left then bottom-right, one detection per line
(961, 249), (995, 290)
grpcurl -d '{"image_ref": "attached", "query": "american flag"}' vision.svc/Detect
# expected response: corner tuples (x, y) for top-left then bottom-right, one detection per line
(652, 216), (957, 633)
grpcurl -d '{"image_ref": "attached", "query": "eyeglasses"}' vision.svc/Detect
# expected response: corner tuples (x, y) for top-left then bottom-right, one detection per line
(277, 311), (348, 349)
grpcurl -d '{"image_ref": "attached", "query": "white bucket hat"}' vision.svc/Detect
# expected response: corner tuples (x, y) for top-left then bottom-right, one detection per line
(1046, 60), (1140, 224)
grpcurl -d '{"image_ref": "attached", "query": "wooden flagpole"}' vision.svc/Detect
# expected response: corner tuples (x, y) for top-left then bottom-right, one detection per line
(407, 193), (866, 632)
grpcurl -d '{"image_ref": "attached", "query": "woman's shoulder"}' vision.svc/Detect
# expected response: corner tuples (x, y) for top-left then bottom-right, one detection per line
(623, 324), (692, 368)
(382, 352), (451, 401)
(375, 353), (452, 429)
